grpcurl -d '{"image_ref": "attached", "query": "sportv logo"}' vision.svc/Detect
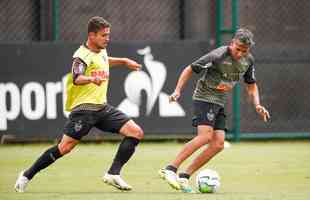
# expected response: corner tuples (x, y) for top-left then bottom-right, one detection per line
(117, 46), (185, 117)
(0, 76), (69, 130)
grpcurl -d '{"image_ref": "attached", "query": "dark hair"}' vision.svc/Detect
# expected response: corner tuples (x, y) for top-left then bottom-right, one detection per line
(88, 16), (111, 33)
(233, 28), (255, 46)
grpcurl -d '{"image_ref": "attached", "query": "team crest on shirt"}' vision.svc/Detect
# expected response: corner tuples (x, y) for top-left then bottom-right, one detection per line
(102, 55), (107, 62)
(207, 109), (215, 121)
(74, 120), (83, 132)
(222, 61), (232, 65)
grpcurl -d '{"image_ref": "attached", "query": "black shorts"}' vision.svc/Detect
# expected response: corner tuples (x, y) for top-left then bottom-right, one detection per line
(192, 100), (226, 130)
(63, 104), (131, 140)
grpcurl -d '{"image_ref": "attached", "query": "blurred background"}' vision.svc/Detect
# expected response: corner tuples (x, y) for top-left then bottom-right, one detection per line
(1, 0), (310, 142)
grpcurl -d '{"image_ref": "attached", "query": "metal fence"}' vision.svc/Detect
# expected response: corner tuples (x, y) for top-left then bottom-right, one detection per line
(59, 0), (181, 41)
(0, 0), (217, 43)
(238, 0), (310, 137)
(0, 0), (40, 41)
(1, 0), (309, 45)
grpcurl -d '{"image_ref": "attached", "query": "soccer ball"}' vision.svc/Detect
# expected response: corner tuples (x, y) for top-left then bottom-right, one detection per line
(196, 169), (220, 193)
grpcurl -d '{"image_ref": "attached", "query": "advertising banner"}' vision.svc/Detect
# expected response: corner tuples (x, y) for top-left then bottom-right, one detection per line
(0, 42), (210, 140)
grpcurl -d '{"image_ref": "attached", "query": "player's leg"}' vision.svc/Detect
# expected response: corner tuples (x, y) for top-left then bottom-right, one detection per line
(177, 107), (226, 193)
(15, 110), (94, 192)
(95, 105), (143, 190)
(108, 119), (144, 174)
(176, 130), (224, 193)
(160, 101), (218, 191)
(14, 135), (79, 192)
(103, 120), (143, 190)
(159, 125), (213, 191)
(182, 130), (225, 176)
(171, 125), (213, 168)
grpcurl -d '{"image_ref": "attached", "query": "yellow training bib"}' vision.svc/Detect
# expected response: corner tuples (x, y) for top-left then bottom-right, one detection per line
(65, 45), (109, 111)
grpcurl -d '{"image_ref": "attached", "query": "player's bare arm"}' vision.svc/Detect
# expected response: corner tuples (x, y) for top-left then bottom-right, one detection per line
(169, 65), (193, 102)
(108, 57), (141, 71)
(245, 83), (270, 122)
(75, 75), (103, 86)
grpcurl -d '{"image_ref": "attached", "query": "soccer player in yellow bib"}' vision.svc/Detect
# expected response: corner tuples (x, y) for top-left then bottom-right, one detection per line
(15, 16), (144, 192)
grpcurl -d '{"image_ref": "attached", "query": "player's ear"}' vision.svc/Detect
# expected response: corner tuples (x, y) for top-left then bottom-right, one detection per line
(230, 39), (236, 47)
(88, 32), (96, 40)
(228, 40), (234, 50)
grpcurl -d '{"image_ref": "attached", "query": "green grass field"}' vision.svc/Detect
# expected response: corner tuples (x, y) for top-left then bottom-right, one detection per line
(1, 141), (310, 200)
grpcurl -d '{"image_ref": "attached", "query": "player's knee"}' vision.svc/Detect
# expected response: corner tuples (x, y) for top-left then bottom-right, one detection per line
(58, 142), (75, 155)
(121, 121), (144, 140)
(198, 132), (213, 145)
(211, 141), (224, 152)
(205, 134), (213, 144)
(132, 126), (144, 140)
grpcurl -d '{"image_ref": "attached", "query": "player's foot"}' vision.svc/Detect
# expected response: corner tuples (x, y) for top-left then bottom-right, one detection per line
(158, 168), (181, 190)
(102, 173), (132, 191)
(178, 178), (196, 193)
(14, 170), (29, 193)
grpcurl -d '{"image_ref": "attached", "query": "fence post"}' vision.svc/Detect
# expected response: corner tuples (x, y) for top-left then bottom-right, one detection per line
(52, 0), (60, 41)
(216, 0), (240, 142)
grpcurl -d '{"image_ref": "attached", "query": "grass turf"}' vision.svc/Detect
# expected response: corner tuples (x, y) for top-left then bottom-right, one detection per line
(1, 141), (310, 200)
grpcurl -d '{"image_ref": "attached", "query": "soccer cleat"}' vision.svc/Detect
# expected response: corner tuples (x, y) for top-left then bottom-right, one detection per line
(158, 168), (181, 190)
(102, 173), (132, 191)
(158, 168), (166, 179)
(14, 170), (29, 193)
(178, 177), (196, 193)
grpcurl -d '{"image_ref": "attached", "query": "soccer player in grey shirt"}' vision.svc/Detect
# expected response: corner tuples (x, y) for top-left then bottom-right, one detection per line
(159, 28), (270, 193)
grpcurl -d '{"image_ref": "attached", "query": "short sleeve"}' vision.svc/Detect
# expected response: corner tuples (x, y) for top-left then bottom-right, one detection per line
(243, 59), (256, 84)
(72, 58), (87, 84)
(191, 52), (217, 74)
(191, 46), (228, 74)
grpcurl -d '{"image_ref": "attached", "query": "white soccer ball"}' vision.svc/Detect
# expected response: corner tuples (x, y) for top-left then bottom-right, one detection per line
(196, 169), (221, 193)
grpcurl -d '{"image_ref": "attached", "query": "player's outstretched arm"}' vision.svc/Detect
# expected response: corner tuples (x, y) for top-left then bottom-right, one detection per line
(108, 57), (141, 71)
(169, 65), (193, 102)
(245, 83), (270, 122)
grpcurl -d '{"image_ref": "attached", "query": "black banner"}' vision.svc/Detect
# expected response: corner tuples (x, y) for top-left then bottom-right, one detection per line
(0, 42), (211, 140)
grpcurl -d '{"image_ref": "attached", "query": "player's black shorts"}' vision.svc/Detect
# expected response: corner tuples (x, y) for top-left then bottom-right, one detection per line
(192, 100), (226, 130)
(63, 104), (131, 140)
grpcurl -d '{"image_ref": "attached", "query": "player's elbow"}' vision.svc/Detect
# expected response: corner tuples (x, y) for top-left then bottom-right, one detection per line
(246, 83), (257, 91)
(73, 75), (80, 85)
(73, 77), (87, 86)
(185, 65), (193, 73)
(180, 65), (193, 78)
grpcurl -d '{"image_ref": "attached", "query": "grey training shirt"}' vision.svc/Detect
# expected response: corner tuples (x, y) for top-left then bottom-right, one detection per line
(191, 46), (256, 107)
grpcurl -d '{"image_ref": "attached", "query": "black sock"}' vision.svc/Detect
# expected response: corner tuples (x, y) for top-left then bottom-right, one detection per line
(108, 137), (140, 175)
(179, 172), (190, 179)
(23, 145), (63, 180)
(165, 165), (178, 173)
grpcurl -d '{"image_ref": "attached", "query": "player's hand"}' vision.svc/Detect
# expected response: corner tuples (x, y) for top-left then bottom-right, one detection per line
(169, 90), (181, 103)
(90, 76), (104, 86)
(255, 104), (270, 122)
(124, 58), (142, 71)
